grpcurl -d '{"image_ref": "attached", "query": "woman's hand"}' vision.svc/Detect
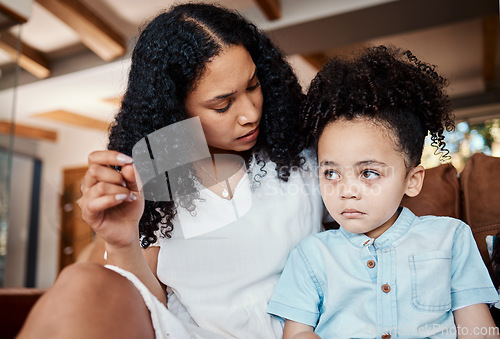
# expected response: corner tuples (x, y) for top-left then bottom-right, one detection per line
(77, 150), (167, 305)
(77, 150), (144, 251)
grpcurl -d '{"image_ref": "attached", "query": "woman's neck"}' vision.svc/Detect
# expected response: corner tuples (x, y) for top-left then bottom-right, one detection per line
(208, 146), (253, 163)
(193, 153), (246, 199)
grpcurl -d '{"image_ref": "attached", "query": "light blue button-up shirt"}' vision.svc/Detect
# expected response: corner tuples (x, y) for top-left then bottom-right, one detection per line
(268, 208), (498, 338)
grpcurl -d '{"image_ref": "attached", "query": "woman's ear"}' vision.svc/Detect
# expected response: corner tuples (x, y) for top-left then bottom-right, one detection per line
(405, 165), (425, 198)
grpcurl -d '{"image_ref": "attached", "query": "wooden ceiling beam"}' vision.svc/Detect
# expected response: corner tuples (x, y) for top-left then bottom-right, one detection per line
(0, 120), (57, 142)
(482, 15), (499, 90)
(0, 31), (51, 79)
(101, 95), (123, 107)
(36, 0), (126, 61)
(33, 110), (110, 131)
(253, 0), (281, 20)
(0, 3), (29, 30)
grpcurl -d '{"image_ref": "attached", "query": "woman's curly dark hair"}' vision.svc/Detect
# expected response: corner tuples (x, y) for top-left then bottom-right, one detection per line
(301, 45), (455, 168)
(107, 3), (305, 247)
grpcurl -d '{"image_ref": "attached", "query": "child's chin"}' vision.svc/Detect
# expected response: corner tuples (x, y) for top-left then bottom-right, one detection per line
(342, 223), (373, 235)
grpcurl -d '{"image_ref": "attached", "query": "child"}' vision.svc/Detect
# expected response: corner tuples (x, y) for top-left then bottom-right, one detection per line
(267, 46), (499, 338)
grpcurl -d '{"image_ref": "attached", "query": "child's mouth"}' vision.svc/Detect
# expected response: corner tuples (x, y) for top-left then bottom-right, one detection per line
(341, 209), (365, 218)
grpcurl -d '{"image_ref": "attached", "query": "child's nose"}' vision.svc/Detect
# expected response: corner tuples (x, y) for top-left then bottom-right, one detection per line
(340, 177), (361, 199)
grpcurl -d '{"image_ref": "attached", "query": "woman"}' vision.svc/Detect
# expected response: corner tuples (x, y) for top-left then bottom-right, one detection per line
(18, 3), (323, 338)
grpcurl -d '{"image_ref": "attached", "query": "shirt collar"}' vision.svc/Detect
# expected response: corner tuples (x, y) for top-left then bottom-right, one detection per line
(340, 207), (416, 249)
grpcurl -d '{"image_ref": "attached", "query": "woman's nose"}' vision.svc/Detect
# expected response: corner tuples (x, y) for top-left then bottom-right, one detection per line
(237, 95), (261, 125)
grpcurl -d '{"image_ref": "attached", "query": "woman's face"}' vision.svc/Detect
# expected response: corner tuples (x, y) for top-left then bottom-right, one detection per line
(185, 45), (263, 153)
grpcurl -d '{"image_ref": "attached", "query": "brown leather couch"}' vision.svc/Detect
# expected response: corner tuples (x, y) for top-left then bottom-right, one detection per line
(403, 152), (500, 288)
(403, 152), (500, 324)
(0, 288), (45, 338)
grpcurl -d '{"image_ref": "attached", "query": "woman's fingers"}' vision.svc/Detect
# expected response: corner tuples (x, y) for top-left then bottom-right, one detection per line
(120, 164), (140, 192)
(88, 150), (133, 167)
(81, 151), (134, 192)
(79, 182), (136, 213)
(85, 181), (136, 202)
(84, 192), (137, 215)
(82, 165), (125, 192)
(77, 150), (144, 247)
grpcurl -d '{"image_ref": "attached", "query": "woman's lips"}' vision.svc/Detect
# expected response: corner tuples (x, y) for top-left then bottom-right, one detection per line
(237, 126), (259, 142)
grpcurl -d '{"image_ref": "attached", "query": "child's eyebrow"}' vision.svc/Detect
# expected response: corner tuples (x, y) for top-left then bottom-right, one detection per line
(319, 160), (388, 167)
(319, 160), (338, 167)
(355, 160), (388, 167)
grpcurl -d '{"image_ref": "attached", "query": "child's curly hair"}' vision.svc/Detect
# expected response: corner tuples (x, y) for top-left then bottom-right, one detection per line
(301, 45), (455, 167)
(107, 3), (305, 247)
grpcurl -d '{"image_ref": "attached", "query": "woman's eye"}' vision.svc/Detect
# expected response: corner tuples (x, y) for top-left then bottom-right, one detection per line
(324, 170), (340, 180)
(215, 100), (232, 113)
(361, 170), (379, 180)
(247, 81), (261, 91)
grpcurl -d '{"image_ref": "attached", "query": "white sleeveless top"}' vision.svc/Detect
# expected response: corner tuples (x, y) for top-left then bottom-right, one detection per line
(156, 154), (323, 338)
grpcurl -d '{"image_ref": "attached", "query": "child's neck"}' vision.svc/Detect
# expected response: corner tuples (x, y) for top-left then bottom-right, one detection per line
(364, 208), (401, 239)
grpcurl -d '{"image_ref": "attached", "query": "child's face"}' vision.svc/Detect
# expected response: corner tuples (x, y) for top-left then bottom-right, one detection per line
(318, 118), (423, 239)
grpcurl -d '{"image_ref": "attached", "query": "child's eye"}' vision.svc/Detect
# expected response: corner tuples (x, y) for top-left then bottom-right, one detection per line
(215, 100), (232, 113)
(324, 170), (340, 180)
(361, 170), (379, 180)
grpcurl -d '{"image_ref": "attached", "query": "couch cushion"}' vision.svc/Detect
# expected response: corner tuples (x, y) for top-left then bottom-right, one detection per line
(0, 288), (45, 338)
(460, 152), (500, 288)
(401, 163), (460, 219)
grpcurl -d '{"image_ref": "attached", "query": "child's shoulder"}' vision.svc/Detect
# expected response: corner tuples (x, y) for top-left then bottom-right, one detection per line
(413, 213), (467, 228)
(408, 210), (470, 236)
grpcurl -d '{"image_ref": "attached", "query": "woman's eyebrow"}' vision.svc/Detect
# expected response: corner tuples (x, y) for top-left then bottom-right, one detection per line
(206, 68), (258, 104)
(207, 91), (237, 103)
(206, 91), (238, 104)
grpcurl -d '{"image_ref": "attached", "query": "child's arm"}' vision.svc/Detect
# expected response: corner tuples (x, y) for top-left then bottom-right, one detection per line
(454, 303), (499, 338)
(283, 319), (320, 339)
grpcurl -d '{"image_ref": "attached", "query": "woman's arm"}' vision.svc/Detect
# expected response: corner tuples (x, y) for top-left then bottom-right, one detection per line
(78, 150), (167, 305)
(105, 238), (167, 305)
(283, 319), (320, 339)
(76, 235), (106, 265)
(143, 246), (167, 295)
(454, 303), (499, 338)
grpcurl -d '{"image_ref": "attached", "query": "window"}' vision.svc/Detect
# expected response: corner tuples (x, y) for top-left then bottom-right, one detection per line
(422, 119), (500, 171)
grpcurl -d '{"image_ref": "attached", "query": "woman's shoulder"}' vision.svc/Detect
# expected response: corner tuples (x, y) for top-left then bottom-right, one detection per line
(300, 147), (318, 165)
